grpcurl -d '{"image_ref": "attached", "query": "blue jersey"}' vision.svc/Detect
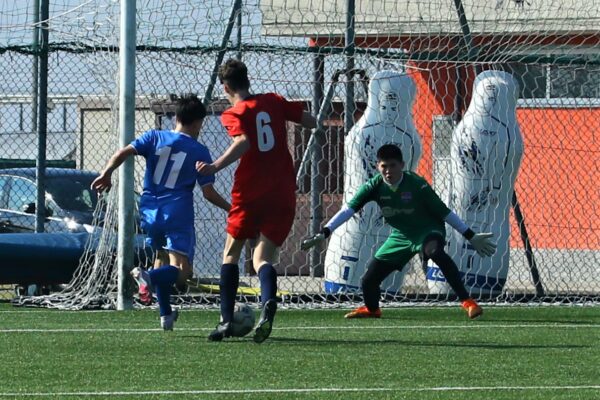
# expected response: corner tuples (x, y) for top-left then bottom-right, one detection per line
(131, 130), (215, 259)
(131, 129), (215, 200)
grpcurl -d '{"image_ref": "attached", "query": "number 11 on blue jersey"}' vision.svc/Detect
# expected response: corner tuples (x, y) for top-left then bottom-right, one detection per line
(153, 146), (187, 189)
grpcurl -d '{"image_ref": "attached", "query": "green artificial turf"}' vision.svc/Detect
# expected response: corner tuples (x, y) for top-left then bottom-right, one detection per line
(0, 304), (598, 399)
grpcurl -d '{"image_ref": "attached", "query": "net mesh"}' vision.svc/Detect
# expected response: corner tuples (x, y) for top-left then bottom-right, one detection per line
(1, 0), (598, 309)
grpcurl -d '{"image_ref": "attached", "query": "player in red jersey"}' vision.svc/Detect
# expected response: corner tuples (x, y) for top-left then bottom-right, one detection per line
(197, 59), (316, 343)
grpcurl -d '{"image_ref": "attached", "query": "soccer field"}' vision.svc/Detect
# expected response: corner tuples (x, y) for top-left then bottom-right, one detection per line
(0, 305), (598, 400)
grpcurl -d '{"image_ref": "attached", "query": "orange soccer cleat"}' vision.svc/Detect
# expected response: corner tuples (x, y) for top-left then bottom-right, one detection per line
(344, 306), (382, 319)
(461, 298), (483, 319)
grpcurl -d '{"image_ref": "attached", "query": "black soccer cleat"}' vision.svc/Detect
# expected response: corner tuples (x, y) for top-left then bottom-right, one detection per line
(207, 322), (232, 342)
(253, 299), (277, 344)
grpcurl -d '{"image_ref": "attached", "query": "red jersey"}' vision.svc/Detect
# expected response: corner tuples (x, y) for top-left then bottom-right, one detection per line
(221, 93), (304, 203)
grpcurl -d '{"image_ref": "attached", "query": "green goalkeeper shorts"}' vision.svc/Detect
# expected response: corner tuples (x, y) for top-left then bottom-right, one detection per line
(374, 229), (445, 267)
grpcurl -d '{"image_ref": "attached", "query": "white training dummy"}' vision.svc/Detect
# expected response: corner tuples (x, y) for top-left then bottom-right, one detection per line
(426, 70), (524, 298)
(324, 70), (422, 294)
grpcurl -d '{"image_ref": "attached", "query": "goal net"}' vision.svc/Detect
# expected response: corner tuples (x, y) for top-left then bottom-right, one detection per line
(4, 0), (599, 309)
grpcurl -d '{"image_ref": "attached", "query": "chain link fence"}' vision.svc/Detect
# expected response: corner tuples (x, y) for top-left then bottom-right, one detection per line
(1, 0), (598, 307)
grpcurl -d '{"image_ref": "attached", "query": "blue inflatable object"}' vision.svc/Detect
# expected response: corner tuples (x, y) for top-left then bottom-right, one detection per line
(0, 232), (152, 285)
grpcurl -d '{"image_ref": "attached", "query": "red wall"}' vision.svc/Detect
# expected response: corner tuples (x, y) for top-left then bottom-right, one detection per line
(513, 108), (599, 249)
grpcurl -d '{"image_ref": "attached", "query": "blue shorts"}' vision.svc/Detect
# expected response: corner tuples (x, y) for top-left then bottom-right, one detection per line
(139, 195), (195, 262)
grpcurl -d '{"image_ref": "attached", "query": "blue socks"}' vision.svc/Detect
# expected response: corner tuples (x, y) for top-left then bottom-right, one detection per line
(258, 263), (277, 305)
(149, 265), (179, 317)
(219, 264), (239, 323)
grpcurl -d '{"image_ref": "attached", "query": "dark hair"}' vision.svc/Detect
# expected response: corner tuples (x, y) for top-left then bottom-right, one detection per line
(175, 93), (206, 125)
(376, 144), (404, 163)
(218, 59), (250, 91)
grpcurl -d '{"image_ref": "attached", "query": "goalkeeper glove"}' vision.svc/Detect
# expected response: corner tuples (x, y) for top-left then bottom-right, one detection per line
(469, 232), (496, 257)
(300, 227), (331, 251)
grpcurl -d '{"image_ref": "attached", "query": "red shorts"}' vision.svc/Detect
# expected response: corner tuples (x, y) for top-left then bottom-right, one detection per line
(226, 190), (296, 247)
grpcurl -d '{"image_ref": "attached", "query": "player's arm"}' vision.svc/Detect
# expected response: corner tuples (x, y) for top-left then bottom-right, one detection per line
(91, 145), (137, 192)
(201, 184), (231, 213)
(300, 178), (375, 250)
(196, 134), (250, 176)
(277, 93), (317, 129)
(444, 211), (496, 257)
(300, 205), (356, 250)
(419, 179), (496, 257)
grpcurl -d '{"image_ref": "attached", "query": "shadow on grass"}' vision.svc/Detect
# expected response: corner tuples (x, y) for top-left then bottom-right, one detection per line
(359, 315), (599, 324)
(266, 337), (591, 350)
(179, 335), (254, 343)
(483, 318), (599, 325)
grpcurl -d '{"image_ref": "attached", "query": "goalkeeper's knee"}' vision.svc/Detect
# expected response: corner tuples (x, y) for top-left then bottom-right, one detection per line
(361, 258), (396, 290)
(421, 233), (446, 262)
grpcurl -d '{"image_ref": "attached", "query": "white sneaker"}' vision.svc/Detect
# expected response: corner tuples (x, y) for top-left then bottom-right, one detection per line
(131, 267), (153, 305)
(160, 309), (179, 331)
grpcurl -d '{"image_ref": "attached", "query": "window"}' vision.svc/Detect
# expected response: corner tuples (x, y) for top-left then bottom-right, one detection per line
(7, 177), (37, 212)
(46, 176), (98, 212)
(501, 63), (547, 99)
(549, 66), (600, 98)
(500, 63), (600, 101)
(0, 176), (9, 208)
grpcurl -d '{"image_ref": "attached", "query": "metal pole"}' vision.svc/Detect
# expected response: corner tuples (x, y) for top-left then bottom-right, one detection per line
(296, 70), (342, 186)
(453, 0), (476, 60)
(310, 54), (325, 277)
(236, 5), (242, 61)
(344, 0), (356, 136)
(202, 0), (242, 107)
(512, 191), (545, 297)
(453, 64), (463, 124)
(452, 0), (480, 123)
(32, 0), (39, 136)
(117, 0), (136, 311)
(34, 0), (48, 233)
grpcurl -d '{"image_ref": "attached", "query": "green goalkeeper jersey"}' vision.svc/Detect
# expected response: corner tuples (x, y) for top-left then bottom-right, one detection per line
(347, 172), (451, 244)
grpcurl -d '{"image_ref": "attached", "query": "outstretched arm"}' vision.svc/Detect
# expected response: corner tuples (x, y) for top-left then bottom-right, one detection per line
(196, 134), (250, 176)
(201, 184), (231, 213)
(90, 145), (137, 192)
(445, 211), (496, 257)
(300, 205), (356, 250)
(301, 178), (377, 251)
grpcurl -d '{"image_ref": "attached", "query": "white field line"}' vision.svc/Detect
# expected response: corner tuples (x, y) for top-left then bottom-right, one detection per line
(1, 304), (597, 313)
(0, 323), (600, 333)
(1, 385), (599, 397)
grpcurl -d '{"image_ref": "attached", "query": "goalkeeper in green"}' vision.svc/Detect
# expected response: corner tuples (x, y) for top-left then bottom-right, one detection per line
(301, 144), (496, 319)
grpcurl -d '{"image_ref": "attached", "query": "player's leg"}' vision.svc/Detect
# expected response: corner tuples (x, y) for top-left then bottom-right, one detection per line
(254, 189), (295, 299)
(420, 233), (482, 319)
(252, 235), (279, 303)
(208, 233), (246, 341)
(221, 233), (245, 321)
(130, 202), (162, 305)
(148, 250), (186, 330)
(209, 200), (254, 342)
(154, 249), (169, 269)
(222, 200), (255, 323)
(251, 193), (295, 343)
(147, 226), (194, 331)
(145, 250), (185, 331)
(346, 233), (415, 318)
(133, 248), (169, 305)
(251, 234), (280, 343)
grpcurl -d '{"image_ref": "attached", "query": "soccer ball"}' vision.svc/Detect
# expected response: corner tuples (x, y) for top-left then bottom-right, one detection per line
(230, 303), (255, 337)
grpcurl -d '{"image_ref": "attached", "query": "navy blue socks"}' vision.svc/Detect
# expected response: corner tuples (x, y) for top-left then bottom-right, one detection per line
(219, 263), (239, 323)
(258, 263), (277, 305)
(149, 265), (179, 317)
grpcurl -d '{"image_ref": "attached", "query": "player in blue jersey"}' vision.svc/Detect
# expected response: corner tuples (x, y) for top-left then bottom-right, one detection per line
(91, 94), (230, 330)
